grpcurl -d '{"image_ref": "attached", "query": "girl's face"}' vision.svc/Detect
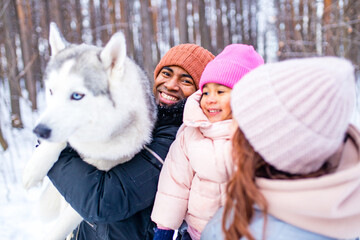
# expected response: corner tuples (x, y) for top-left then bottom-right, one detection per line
(200, 83), (232, 123)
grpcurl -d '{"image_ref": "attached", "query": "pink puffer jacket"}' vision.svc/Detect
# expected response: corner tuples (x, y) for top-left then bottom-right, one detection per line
(151, 90), (234, 232)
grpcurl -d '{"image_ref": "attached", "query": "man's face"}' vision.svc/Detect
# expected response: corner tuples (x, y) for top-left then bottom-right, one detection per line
(153, 66), (197, 106)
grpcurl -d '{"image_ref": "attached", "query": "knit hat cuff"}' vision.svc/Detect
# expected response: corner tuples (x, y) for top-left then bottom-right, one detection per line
(199, 60), (253, 90)
(165, 50), (204, 87)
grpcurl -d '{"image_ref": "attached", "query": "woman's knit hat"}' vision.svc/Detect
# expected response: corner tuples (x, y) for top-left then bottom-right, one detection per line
(199, 44), (264, 91)
(231, 57), (356, 174)
(154, 44), (215, 89)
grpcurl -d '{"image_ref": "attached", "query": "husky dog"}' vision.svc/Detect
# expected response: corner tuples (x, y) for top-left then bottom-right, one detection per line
(22, 22), (157, 239)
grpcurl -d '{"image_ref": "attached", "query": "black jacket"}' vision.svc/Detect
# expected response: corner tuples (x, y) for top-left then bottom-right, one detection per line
(47, 101), (185, 240)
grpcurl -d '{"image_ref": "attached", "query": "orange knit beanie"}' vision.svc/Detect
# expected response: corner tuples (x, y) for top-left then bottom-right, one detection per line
(154, 44), (215, 89)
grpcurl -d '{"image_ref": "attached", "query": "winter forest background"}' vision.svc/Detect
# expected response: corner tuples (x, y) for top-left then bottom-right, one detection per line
(1, 0), (360, 239)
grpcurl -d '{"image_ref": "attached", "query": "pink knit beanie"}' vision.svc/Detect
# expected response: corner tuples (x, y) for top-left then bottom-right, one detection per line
(199, 44), (264, 91)
(231, 57), (356, 174)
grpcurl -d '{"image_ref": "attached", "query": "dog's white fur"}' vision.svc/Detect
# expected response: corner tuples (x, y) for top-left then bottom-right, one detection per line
(23, 23), (156, 240)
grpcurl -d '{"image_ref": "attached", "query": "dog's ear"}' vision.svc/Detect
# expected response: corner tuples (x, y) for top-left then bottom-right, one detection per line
(49, 22), (68, 56)
(100, 32), (126, 73)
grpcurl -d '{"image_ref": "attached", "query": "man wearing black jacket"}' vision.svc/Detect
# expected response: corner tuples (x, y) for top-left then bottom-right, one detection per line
(47, 44), (214, 240)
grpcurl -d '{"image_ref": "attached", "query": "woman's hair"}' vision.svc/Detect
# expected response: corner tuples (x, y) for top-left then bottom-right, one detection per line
(222, 128), (267, 240)
(222, 128), (338, 240)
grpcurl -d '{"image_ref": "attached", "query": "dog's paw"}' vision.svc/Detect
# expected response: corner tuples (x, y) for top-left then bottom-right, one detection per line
(22, 161), (46, 190)
(23, 141), (67, 190)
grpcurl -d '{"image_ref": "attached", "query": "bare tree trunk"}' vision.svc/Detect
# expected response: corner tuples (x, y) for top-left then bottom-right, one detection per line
(16, 0), (37, 110)
(344, 1), (360, 67)
(263, 24), (267, 61)
(0, 48), (3, 85)
(190, 0), (198, 43)
(225, 0), (233, 46)
(40, 0), (50, 42)
(177, 0), (189, 44)
(75, 0), (84, 42)
(274, 0), (285, 60)
(108, 0), (116, 35)
(63, 0), (74, 42)
(166, 0), (175, 46)
(89, 0), (97, 44)
(307, 1), (317, 53)
(0, 126), (8, 151)
(29, 0), (42, 84)
(323, 0), (334, 55)
(235, 0), (245, 43)
(251, 1), (259, 49)
(199, 0), (212, 52)
(3, 0), (23, 128)
(284, 0), (295, 55)
(150, 0), (161, 63)
(100, 1), (109, 44)
(140, 0), (154, 78)
(216, 0), (224, 54)
(247, 0), (254, 45)
(298, 0), (305, 49)
(120, 0), (135, 59)
(332, 1), (341, 56)
(0, 22), (4, 84)
(39, 0), (51, 82)
(290, 0), (304, 54)
(49, 0), (63, 32)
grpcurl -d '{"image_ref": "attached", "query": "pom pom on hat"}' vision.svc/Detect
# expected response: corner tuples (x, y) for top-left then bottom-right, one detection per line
(231, 57), (356, 174)
(199, 44), (264, 90)
(154, 44), (215, 89)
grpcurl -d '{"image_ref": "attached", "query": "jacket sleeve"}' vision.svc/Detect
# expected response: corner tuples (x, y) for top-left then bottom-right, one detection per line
(151, 128), (194, 230)
(47, 125), (178, 223)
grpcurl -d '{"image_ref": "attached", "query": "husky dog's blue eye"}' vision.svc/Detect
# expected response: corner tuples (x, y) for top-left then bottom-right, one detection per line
(71, 92), (85, 100)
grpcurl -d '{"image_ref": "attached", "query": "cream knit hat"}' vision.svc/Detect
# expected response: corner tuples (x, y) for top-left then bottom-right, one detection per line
(231, 57), (356, 174)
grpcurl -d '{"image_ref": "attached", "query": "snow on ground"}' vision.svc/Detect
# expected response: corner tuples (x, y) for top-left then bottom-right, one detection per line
(0, 85), (53, 240)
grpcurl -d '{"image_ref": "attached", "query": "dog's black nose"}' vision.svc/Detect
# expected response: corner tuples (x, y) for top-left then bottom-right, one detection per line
(33, 124), (51, 139)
